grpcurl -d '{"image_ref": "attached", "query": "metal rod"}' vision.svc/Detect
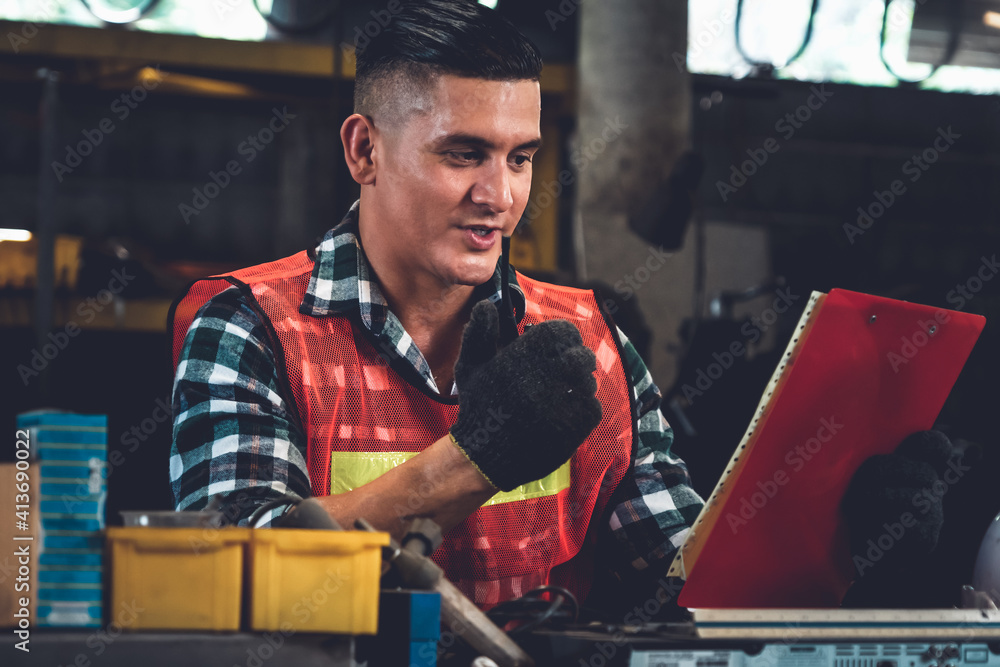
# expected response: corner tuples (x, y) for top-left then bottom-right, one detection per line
(34, 69), (60, 402)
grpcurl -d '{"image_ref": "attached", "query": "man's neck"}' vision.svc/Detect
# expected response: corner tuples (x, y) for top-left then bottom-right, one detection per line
(379, 268), (473, 334)
(357, 218), (478, 390)
(379, 271), (473, 391)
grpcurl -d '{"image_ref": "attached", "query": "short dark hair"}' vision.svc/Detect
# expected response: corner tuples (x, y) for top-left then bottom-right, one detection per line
(353, 0), (543, 119)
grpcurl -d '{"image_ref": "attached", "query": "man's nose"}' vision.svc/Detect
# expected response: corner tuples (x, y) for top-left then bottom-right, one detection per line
(470, 158), (514, 213)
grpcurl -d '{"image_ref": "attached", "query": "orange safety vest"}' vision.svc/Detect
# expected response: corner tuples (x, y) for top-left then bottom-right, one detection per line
(170, 251), (635, 608)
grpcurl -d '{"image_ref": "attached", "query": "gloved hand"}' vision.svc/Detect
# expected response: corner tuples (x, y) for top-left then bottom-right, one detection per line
(449, 299), (602, 492)
(840, 430), (953, 607)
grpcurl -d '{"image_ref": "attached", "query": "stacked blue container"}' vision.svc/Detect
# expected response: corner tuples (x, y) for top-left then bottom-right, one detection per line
(16, 412), (107, 629)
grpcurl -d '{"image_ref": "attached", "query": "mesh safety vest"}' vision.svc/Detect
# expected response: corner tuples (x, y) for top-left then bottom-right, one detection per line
(170, 251), (636, 608)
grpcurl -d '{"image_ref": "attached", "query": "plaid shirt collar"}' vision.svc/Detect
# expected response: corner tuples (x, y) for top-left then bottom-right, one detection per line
(301, 200), (525, 339)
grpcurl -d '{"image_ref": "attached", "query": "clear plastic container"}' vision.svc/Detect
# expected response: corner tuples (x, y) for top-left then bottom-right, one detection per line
(119, 510), (222, 528)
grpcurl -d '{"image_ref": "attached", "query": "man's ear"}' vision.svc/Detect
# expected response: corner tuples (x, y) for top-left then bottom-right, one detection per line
(340, 113), (378, 185)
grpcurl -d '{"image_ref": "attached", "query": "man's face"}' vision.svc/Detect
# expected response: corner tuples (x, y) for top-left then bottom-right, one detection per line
(365, 74), (541, 289)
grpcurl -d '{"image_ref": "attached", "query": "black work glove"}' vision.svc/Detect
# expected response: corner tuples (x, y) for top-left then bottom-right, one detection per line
(840, 430), (953, 607)
(449, 299), (602, 492)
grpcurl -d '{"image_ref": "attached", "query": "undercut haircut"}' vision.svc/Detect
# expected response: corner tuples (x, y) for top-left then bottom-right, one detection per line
(353, 0), (543, 125)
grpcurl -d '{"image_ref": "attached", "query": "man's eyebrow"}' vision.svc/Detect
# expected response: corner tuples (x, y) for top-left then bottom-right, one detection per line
(433, 133), (543, 151)
(516, 137), (543, 151)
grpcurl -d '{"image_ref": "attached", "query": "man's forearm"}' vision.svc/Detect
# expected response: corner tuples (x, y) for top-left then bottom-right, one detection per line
(315, 435), (496, 541)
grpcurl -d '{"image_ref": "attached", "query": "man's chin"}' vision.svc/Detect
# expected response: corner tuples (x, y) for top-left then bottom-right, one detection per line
(451, 274), (493, 289)
(446, 265), (497, 289)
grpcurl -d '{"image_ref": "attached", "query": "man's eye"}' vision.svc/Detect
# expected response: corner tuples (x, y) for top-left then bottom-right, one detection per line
(511, 154), (532, 167)
(448, 151), (480, 163)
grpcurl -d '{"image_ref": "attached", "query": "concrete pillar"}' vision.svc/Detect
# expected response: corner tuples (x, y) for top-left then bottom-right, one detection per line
(575, 0), (691, 386)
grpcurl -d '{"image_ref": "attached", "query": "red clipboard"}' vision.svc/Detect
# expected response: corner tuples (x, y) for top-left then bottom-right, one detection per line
(669, 289), (986, 608)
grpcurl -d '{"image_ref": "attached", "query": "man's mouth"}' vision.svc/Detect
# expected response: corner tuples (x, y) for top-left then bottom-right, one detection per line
(462, 226), (501, 250)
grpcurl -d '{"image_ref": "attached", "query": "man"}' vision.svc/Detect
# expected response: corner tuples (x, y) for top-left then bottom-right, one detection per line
(170, 0), (702, 614)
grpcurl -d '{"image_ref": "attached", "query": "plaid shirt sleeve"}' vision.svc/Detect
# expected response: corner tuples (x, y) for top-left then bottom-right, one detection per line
(170, 286), (312, 527)
(601, 328), (705, 583)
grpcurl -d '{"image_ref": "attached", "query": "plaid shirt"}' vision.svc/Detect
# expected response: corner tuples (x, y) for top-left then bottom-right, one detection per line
(170, 202), (703, 585)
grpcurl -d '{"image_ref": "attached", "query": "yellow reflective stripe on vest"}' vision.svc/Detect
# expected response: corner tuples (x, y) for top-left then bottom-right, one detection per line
(329, 451), (571, 506)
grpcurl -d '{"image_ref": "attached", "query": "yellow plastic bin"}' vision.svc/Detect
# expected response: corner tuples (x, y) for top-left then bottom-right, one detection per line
(248, 529), (390, 635)
(107, 526), (251, 631)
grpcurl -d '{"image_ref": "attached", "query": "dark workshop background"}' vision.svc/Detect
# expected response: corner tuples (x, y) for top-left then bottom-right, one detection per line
(0, 0), (997, 529)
